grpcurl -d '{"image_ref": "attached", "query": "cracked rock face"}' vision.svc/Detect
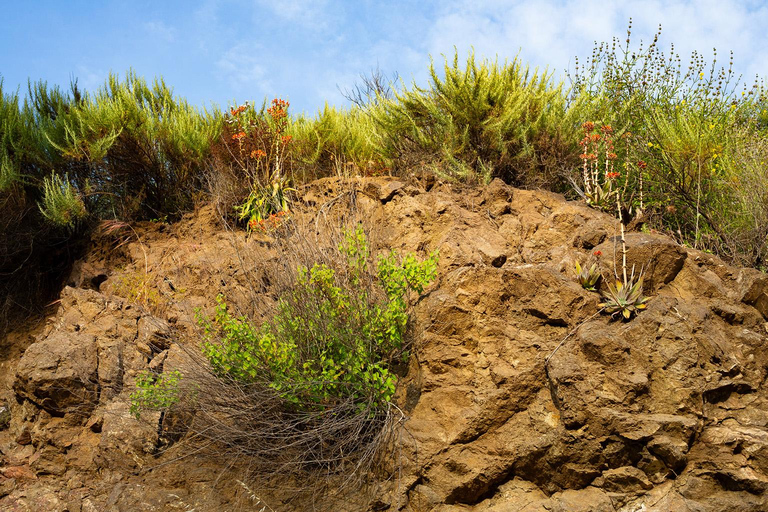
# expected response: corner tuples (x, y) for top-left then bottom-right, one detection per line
(361, 179), (768, 510)
(1, 177), (768, 511)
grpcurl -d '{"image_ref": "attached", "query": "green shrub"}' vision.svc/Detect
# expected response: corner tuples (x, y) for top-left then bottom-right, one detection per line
(373, 50), (577, 186)
(43, 71), (220, 220)
(570, 21), (768, 266)
(38, 172), (87, 228)
(199, 225), (438, 411)
(290, 105), (385, 179)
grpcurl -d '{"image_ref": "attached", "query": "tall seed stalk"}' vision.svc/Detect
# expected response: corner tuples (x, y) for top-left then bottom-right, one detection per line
(616, 188), (628, 284)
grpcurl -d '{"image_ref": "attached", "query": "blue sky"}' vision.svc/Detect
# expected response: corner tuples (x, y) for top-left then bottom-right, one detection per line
(2, 0), (768, 115)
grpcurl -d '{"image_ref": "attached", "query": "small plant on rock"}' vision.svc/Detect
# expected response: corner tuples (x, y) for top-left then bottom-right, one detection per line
(224, 99), (297, 230)
(574, 254), (602, 292)
(598, 171), (649, 320)
(599, 269), (648, 319)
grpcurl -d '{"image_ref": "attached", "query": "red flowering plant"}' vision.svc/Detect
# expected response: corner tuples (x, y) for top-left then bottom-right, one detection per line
(222, 98), (297, 231)
(579, 122), (621, 209)
(578, 122), (648, 217)
(247, 210), (289, 234)
(575, 122), (650, 318)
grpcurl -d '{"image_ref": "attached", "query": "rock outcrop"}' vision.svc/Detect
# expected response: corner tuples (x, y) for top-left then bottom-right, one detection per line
(1, 177), (767, 511)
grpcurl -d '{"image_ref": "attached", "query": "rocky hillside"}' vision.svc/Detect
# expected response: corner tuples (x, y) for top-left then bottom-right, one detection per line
(1, 177), (768, 511)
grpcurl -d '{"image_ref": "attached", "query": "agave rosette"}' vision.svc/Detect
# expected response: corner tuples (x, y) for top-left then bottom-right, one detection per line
(574, 261), (601, 291)
(599, 275), (648, 319)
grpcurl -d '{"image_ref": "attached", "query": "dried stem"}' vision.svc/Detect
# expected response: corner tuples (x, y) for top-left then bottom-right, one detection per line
(616, 188), (628, 284)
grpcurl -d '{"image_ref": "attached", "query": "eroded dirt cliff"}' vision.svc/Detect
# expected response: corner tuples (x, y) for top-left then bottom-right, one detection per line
(2, 177), (768, 511)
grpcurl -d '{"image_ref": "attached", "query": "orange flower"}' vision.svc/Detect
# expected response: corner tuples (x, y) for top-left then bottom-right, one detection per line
(593, 250), (602, 256)
(601, 125), (613, 133)
(582, 121), (595, 132)
(232, 132), (246, 140)
(250, 149), (266, 159)
(281, 135), (293, 144)
(606, 172), (621, 179)
(230, 105), (247, 116)
(607, 152), (617, 160)
(637, 160), (648, 169)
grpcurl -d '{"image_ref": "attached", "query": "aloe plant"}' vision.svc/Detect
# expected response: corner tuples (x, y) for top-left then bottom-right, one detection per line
(574, 260), (601, 291)
(599, 274), (648, 319)
(585, 180), (614, 210)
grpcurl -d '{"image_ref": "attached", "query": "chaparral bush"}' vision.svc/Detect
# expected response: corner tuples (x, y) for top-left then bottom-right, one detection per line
(570, 20), (768, 267)
(372, 50), (580, 187)
(184, 224), (437, 479)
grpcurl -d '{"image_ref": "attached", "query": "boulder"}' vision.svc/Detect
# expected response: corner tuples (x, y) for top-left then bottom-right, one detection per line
(593, 233), (687, 293)
(14, 332), (99, 416)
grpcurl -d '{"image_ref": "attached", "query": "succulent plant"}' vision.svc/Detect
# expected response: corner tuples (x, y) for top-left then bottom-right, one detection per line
(585, 180), (614, 210)
(599, 275), (648, 319)
(574, 261), (602, 291)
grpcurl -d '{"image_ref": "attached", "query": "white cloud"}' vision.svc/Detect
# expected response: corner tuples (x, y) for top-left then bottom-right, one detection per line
(216, 42), (272, 96)
(144, 21), (177, 43)
(424, 0), (768, 83)
(251, 0), (335, 31)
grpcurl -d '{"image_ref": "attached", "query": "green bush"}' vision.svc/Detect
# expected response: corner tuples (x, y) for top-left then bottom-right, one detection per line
(290, 105), (385, 179)
(570, 22), (768, 267)
(38, 172), (87, 228)
(373, 50), (577, 186)
(44, 71), (220, 220)
(199, 225), (438, 411)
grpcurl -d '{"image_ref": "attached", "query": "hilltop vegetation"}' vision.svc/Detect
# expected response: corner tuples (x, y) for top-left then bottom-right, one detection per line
(2, 25), (768, 327)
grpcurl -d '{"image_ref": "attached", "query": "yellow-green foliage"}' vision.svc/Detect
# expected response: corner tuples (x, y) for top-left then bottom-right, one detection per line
(199, 227), (438, 411)
(571, 24), (768, 267)
(4, 46), (768, 271)
(373, 51), (574, 184)
(290, 104), (382, 178)
(0, 81), (53, 192)
(38, 172), (86, 228)
(130, 369), (182, 419)
(44, 71), (220, 218)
